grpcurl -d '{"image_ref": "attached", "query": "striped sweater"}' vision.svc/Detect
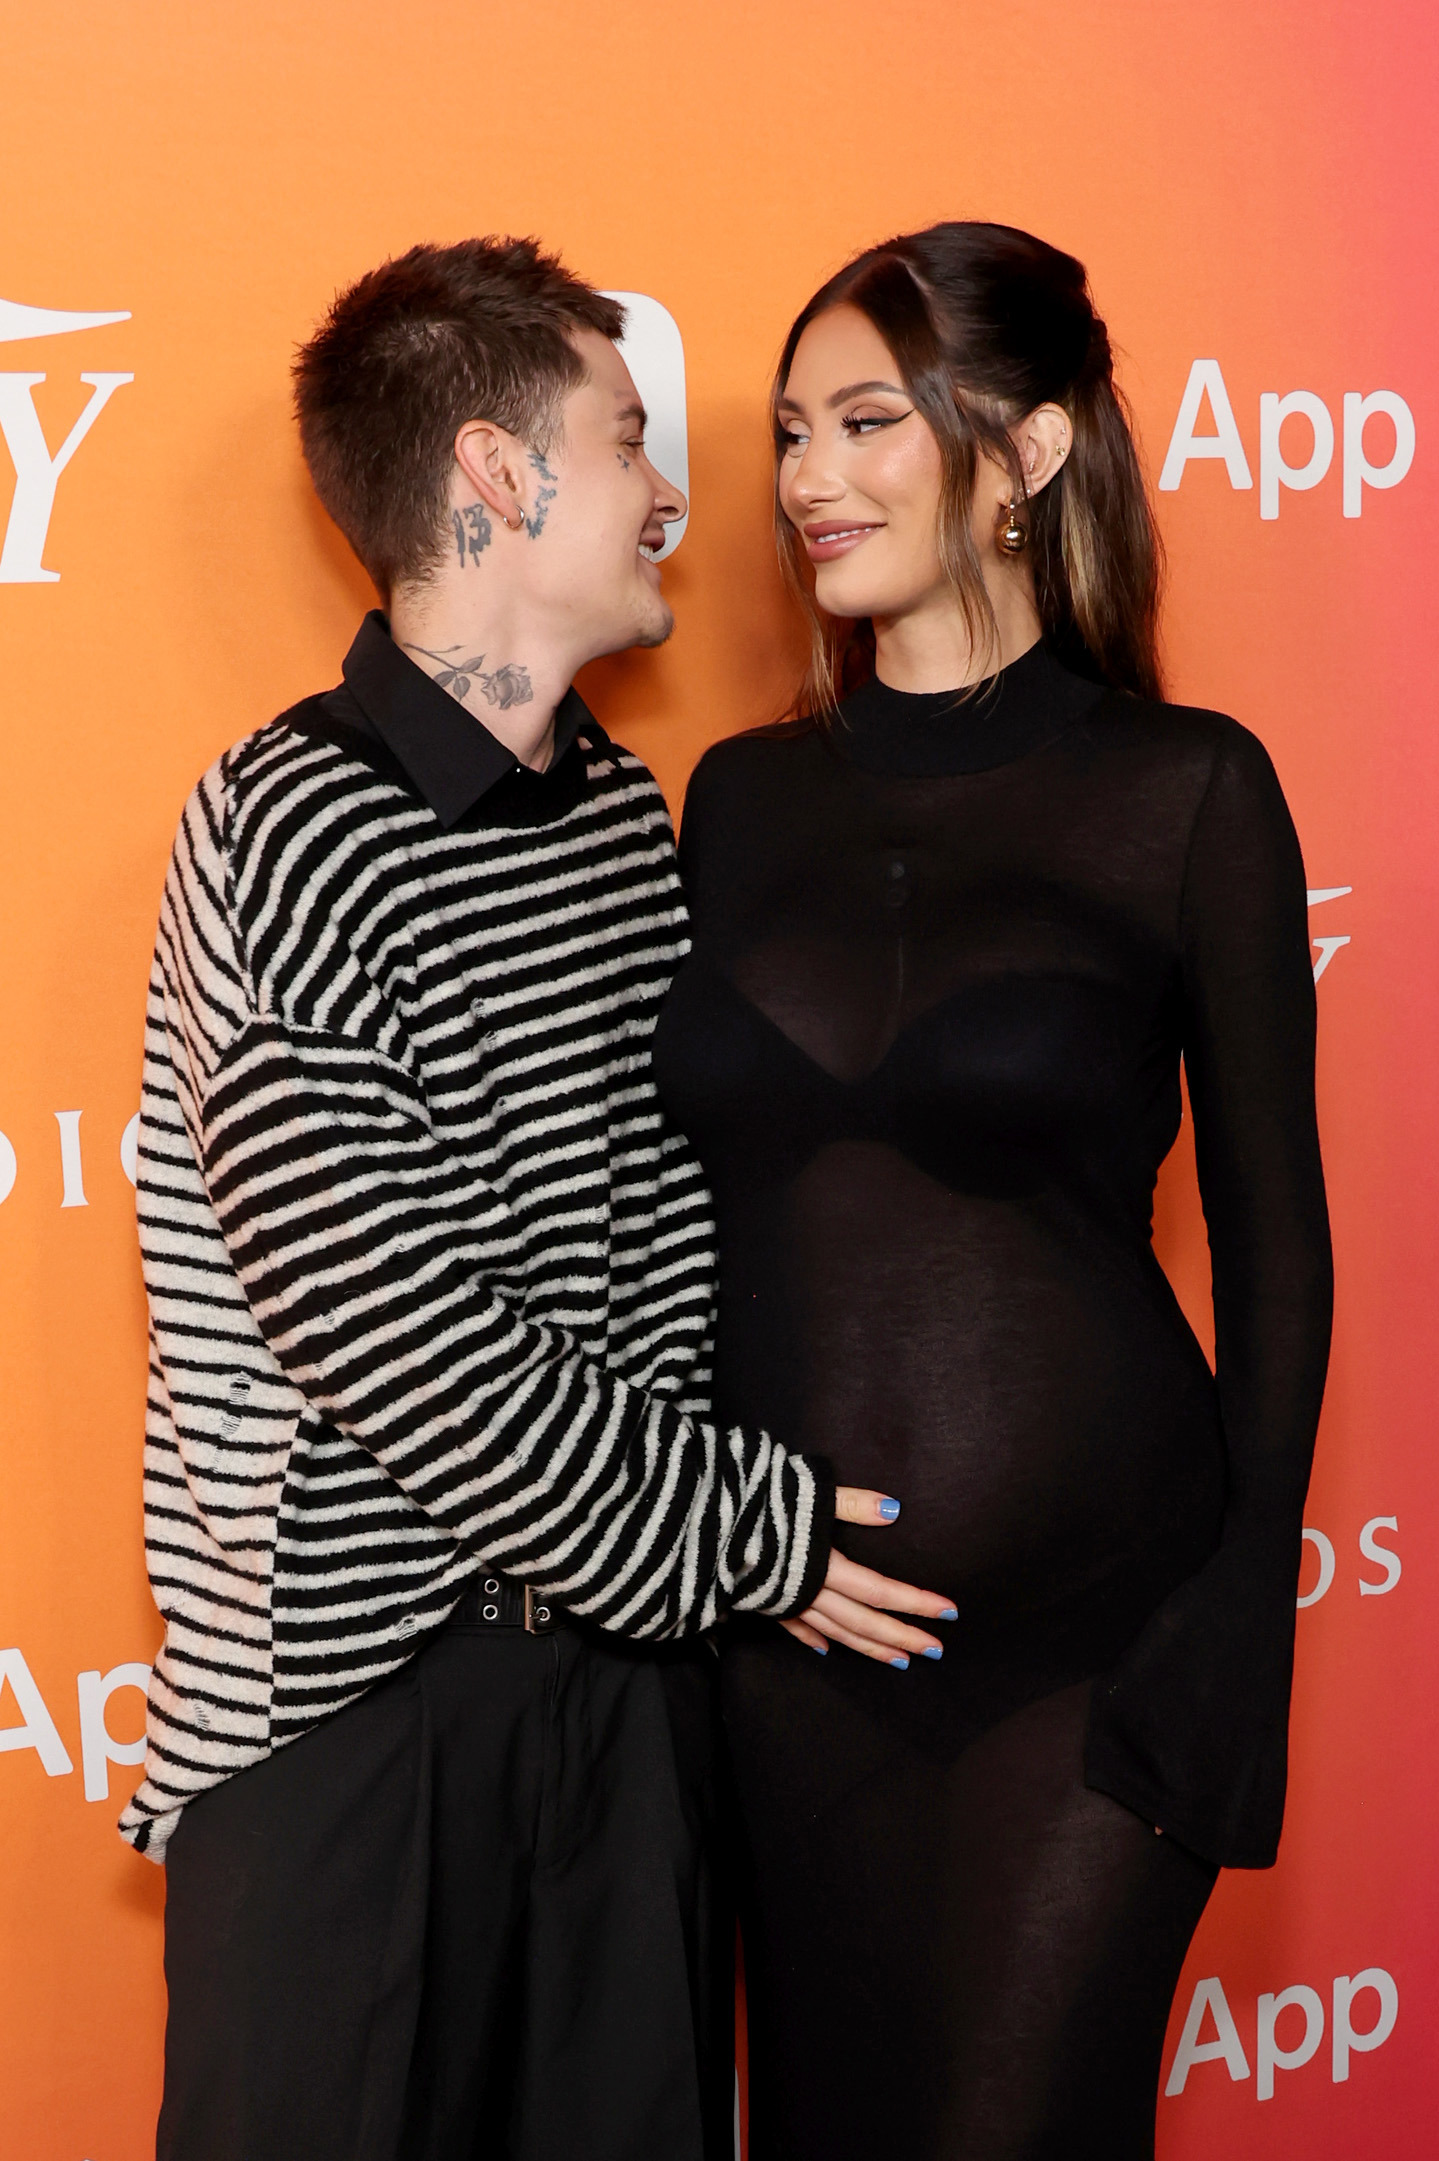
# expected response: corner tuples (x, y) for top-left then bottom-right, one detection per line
(121, 619), (829, 1861)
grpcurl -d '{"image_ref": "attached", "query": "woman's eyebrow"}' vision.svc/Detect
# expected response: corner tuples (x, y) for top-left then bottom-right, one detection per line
(824, 379), (906, 406)
(776, 379), (906, 418)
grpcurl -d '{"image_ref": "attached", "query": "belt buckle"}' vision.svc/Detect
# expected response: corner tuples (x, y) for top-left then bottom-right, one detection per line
(524, 1584), (554, 1634)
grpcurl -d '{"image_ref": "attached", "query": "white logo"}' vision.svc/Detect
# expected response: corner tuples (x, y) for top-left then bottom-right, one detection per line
(0, 295), (134, 583)
(0, 1107), (138, 1209)
(0, 1646), (149, 1802)
(1297, 1516), (1401, 1606)
(1160, 360), (1414, 520)
(1308, 885), (1351, 983)
(1166, 1967), (1399, 2101)
(604, 292), (688, 559)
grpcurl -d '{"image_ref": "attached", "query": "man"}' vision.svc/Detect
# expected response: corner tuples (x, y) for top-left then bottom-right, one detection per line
(123, 238), (943, 2161)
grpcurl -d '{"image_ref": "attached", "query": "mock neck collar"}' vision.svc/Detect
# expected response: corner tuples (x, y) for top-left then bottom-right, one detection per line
(833, 640), (1106, 778)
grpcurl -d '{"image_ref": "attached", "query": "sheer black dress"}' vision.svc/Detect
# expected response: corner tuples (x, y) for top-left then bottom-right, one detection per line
(652, 643), (1332, 2161)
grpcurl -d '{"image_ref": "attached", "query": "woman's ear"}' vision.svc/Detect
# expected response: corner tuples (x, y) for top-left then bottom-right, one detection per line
(1012, 403), (1071, 498)
(452, 418), (528, 530)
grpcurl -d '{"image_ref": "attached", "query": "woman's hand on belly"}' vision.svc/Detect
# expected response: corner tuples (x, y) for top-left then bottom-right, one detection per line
(781, 1488), (957, 1669)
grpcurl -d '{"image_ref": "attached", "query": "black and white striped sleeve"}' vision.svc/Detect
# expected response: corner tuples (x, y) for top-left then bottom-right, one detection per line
(196, 1016), (831, 1635)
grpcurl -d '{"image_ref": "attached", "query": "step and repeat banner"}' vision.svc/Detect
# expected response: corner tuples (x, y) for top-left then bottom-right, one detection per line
(2, 2), (1436, 2155)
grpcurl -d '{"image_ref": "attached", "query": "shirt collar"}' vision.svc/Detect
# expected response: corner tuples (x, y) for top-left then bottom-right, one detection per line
(338, 610), (587, 828)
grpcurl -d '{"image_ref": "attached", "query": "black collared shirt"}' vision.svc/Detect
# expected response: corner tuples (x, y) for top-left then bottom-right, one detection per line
(288, 610), (593, 829)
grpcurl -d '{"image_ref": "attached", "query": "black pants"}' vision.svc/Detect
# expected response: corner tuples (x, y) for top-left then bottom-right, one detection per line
(158, 1619), (733, 2161)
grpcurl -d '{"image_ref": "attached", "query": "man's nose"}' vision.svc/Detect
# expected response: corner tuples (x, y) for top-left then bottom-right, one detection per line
(651, 465), (687, 525)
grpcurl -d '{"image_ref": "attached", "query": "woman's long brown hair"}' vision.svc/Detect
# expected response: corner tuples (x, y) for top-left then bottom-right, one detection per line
(773, 222), (1165, 715)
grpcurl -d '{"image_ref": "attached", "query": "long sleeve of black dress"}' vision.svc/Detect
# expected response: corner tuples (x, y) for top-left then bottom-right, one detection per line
(1083, 721), (1333, 1864)
(656, 644), (1332, 1876)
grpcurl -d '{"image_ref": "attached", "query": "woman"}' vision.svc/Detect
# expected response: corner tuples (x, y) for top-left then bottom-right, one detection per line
(653, 223), (1332, 2159)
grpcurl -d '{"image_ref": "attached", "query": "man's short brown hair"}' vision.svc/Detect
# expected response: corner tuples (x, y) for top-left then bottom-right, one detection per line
(293, 237), (624, 595)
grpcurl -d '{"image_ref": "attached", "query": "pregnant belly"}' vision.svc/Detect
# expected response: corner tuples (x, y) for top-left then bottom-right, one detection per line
(717, 1141), (1225, 1639)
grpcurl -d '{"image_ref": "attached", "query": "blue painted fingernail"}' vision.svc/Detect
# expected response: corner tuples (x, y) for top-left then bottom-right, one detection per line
(922, 1645), (943, 1660)
(878, 1497), (901, 1521)
(812, 1640), (828, 1655)
(890, 1654), (909, 1669)
(939, 1606), (958, 1621)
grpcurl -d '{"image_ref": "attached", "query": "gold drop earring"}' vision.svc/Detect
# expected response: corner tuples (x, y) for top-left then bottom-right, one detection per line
(997, 495), (1028, 555)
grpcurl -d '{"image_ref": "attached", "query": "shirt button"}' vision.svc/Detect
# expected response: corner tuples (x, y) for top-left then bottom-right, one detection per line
(883, 858), (908, 909)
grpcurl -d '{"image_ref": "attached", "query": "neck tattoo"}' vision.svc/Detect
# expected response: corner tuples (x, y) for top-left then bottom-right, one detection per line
(403, 642), (534, 711)
(524, 451), (558, 540)
(453, 502), (492, 565)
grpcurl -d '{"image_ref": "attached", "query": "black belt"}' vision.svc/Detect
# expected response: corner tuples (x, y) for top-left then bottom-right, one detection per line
(448, 1572), (558, 1633)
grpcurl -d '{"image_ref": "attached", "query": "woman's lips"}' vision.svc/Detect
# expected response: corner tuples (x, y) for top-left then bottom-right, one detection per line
(803, 522), (883, 561)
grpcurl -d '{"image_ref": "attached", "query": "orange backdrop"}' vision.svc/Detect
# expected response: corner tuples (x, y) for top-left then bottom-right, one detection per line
(2, 3), (1436, 2154)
